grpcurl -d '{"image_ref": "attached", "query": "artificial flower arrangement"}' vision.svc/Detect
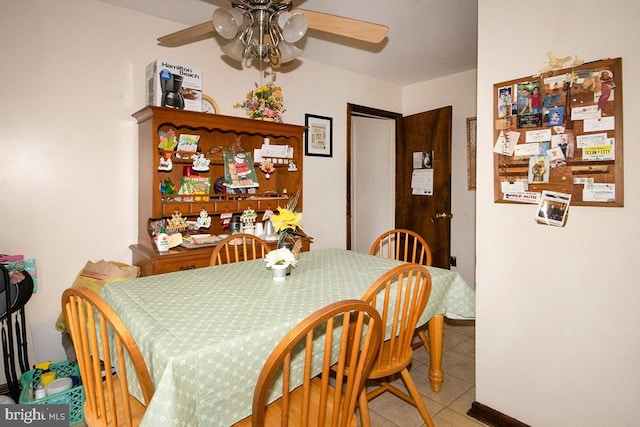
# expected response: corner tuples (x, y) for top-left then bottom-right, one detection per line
(264, 247), (298, 269)
(234, 81), (286, 123)
(270, 207), (303, 248)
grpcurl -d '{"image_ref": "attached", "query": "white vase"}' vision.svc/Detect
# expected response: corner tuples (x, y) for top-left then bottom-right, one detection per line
(271, 264), (288, 282)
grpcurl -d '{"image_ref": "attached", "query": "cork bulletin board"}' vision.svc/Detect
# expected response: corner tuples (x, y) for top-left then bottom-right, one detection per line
(493, 57), (623, 207)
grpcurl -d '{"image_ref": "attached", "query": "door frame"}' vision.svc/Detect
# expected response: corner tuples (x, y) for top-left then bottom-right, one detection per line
(346, 103), (402, 249)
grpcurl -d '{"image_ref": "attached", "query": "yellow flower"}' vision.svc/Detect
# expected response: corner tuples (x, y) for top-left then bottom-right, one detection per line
(271, 207), (302, 233)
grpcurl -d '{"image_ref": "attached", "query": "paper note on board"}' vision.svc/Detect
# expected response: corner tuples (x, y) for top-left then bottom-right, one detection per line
(583, 116), (615, 132)
(411, 169), (433, 195)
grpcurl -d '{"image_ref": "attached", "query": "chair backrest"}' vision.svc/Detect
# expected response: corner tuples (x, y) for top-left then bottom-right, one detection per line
(252, 300), (383, 427)
(369, 228), (432, 266)
(362, 264), (432, 372)
(62, 286), (154, 427)
(209, 233), (272, 266)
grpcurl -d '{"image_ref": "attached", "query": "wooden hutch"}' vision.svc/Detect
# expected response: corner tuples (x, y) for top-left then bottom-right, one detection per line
(130, 106), (308, 276)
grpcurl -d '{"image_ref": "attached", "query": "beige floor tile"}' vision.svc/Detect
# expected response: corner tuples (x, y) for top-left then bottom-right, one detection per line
(441, 350), (475, 384)
(368, 390), (443, 427)
(442, 329), (469, 351)
(444, 319), (476, 338)
(447, 387), (476, 415)
(450, 337), (475, 359)
(368, 321), (477, 427)
(408, 364), (474, 407)
(433, 407), (491, 427)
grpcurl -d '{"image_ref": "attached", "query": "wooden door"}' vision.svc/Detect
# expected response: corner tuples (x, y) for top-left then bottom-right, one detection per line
(396, 107), (452, 269)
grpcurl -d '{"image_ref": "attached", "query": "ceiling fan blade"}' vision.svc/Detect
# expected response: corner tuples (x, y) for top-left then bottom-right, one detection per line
(157, 21), (215, 47)
(293, 8), (388, 44)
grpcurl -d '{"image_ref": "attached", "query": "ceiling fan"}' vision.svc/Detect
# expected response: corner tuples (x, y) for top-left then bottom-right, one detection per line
(157, 0), (389, 67)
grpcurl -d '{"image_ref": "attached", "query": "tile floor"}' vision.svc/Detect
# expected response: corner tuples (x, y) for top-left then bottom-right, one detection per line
(366, 319), (489, 427)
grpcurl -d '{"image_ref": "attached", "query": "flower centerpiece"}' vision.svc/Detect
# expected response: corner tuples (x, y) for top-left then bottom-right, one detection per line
(234, 81), (286, 123)
(264, 248), (298, 269)
(264, 247), (298, 281)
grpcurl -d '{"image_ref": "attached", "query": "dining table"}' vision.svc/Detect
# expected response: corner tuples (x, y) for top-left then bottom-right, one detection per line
(101, 248), (475, 426)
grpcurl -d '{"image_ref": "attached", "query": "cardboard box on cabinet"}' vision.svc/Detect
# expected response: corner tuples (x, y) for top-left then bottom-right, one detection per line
(146, 59), (202, 112)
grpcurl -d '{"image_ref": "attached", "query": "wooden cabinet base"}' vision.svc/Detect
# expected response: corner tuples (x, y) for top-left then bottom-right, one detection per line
(131, 238), (312, 276)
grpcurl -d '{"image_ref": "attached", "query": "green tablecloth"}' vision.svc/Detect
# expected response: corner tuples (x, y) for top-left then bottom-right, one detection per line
(101, 248), (475, 426)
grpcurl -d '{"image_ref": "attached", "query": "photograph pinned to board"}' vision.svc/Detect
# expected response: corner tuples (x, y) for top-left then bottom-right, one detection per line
(536, 190), (572, 227)
(304, 114), (333, 157)
(516, 81), (542, 128)
(528, 156), (550, 183)
(497, 86), (512, 118)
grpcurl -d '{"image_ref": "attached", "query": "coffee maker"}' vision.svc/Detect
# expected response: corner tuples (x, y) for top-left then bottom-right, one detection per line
(160, 73), (185, 109)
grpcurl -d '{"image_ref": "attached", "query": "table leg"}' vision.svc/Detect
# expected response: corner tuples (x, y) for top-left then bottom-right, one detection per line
(427, 314), (444, 392)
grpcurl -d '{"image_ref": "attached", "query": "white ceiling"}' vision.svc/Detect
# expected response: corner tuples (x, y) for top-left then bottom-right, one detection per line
(99, 0), (478, 85)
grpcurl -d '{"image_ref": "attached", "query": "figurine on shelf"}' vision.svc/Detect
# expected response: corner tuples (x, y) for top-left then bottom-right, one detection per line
(166, 210), (188, 233)
(220, 211), (233, 229)
(240, 207), (258, 234)
(160, 179), (177, 197)
(230, 136), (244, 154)
(158, 152), (173, 171)
(262, 208), (274, 222)
(196, 209), (211, 229)
(260, 159), (275, 179)
(288, 160), (297, 172)
(240, 208), (257, 226)
(191, 153), (210, 172)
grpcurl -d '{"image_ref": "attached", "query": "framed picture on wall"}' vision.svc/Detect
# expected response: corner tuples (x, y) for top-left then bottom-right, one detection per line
(467, 116), (477, 190)
(304, 114), (333, 157)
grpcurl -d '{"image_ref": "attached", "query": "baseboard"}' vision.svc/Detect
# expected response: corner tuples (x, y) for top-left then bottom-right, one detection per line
(467, 401), (530, 427)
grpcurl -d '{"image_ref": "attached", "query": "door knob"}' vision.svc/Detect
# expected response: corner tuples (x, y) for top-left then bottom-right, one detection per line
(434, 212), (453, 220)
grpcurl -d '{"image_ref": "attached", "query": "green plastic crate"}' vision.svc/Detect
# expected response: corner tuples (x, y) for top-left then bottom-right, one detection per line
(19, 361), (85, 426)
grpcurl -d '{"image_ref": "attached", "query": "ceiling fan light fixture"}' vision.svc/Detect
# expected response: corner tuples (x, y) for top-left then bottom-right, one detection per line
(212, 7), (244, 39)
(277, 12), (308, 43)
(221, 38), (246, 61)
(209, 2), (312, 67)
(278, 41), (303, 63)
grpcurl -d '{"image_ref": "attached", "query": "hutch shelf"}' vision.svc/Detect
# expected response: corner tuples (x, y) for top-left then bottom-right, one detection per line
(129, 106), (308, 275)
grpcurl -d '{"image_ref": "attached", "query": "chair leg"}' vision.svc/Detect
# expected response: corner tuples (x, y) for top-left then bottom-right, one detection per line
(417, 329), (430, 353)
(412, 324), (431, 353)
(358, 389), (372, 427)
(400, 368), (435, 427)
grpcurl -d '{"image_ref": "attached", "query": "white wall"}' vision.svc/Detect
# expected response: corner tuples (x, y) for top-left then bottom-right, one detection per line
(403, 70), (478, 286)
(0, 0), (401, 372)
(476, 1), (640, 426)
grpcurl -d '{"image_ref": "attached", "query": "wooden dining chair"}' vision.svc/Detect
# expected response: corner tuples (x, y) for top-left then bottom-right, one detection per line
(232, 299), (383, 427)
(62, 286), (154, 427)
(369, 228), (433, 354)
(209, 233), (272, 266)
(369, 228), (432, 266)
(358, 263), (435, 427)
